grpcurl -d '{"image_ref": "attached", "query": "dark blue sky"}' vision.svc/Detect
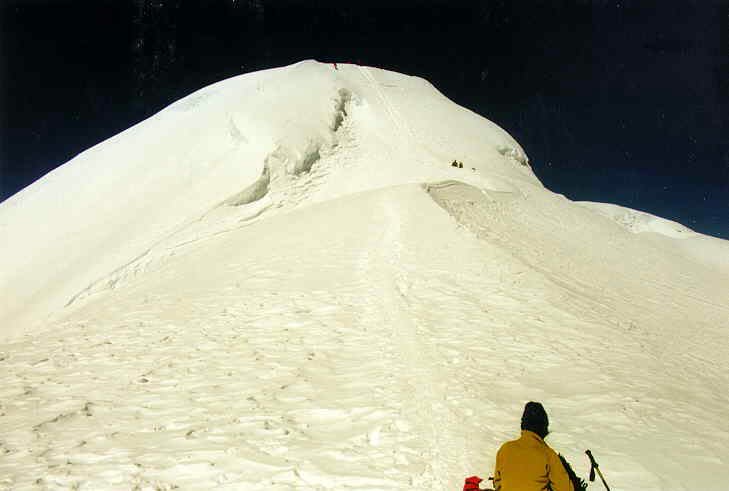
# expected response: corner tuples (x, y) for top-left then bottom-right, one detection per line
(1, 0), (727, 238)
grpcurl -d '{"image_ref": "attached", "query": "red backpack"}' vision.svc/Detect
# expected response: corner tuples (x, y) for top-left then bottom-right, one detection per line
(463, 476), (482, 490)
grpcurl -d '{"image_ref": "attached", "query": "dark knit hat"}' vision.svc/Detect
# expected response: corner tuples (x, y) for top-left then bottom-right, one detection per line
(521, 401), (549, 438)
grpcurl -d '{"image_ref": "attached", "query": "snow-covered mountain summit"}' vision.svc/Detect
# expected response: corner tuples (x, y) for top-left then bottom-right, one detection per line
(1, 60), (728, 490)
(1, 60), (533, 339)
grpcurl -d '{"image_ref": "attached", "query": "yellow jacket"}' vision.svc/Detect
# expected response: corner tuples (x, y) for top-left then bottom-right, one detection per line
(493, 430), (573, 491)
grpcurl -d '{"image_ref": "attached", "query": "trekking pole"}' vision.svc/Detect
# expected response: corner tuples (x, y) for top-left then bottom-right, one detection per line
(585, 449), (611, 491)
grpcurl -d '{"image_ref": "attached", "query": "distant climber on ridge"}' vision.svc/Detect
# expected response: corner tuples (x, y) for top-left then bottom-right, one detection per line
(493, 402), (576, 491)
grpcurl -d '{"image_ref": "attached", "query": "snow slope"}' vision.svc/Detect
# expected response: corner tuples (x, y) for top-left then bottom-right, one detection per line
(1, 60), (728, 490)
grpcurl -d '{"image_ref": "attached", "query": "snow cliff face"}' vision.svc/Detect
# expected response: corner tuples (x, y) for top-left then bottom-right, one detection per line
(1, 60), (728, 490)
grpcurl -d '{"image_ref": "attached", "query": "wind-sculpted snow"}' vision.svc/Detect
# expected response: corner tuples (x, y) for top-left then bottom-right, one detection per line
(222, 164), (271, 207)
(577, 201), (729, 272)
(1, 60), (728, 490)
(577, 201), (695, 237)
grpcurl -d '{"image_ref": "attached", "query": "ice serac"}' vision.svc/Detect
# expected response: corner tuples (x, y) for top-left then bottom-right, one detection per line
(1, 60), (728, 490)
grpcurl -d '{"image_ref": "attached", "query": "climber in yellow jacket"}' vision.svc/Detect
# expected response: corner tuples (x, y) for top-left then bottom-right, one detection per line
(493, 402), (574, 491)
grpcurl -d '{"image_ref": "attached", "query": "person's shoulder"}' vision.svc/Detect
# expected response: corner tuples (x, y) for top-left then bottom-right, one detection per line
(497, 437), (520, 453)
(503, 435), (521, 446)
(543, 442), (562, 460)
